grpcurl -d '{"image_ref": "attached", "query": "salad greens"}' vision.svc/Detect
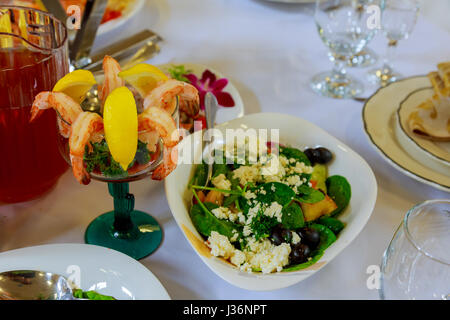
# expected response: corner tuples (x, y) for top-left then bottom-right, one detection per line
(167, 65), (192, 82)
(188, 143), (352, 273)
(190, 201), (241, 239)
(326, 175), (352, 216)
(84, 140), (151, 177)
(72, 289), (116, 300)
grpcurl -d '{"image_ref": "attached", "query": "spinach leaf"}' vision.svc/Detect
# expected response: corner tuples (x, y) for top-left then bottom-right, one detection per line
(239, 182), (296, 216)
(279, 146), (311, 166)
(281, 202), (305, 230)
(256, 182), (296, 205)
(296, 185), (325, 204)
(282, 223), (336, 272)
(72, 289), (116, 300)
(189, 202), (240, 240)
(190, 163), (208, 187)
(212, 163), (229, 178)
(223, 193), (240, 207)
(318, 216), (345, 234)
(326, 175), (351, 216)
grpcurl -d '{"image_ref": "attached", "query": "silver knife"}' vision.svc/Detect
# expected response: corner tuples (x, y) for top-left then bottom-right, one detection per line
(83, 29), (163, 72)
(69, 0), (108, 69)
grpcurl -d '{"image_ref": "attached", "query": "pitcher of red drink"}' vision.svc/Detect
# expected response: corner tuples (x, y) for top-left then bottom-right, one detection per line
(0, 6), (69, 203)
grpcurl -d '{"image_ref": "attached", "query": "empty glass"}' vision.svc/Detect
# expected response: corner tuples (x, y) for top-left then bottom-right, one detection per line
(311, 0), (381, 99)
(368, 0), (419, 86)
(380, 200), (450, 300)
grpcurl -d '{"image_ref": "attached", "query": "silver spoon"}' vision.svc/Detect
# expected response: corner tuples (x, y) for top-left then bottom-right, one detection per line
(0, 270), (76, 300)
(81, 84), (145, 115)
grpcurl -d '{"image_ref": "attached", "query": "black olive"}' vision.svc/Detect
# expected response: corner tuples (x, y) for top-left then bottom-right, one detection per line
(290, 243), (311, 264)
(271, 225), (284, 246)
(297, 227), (320, 249)
(304, 148), (320, 165)
(315, 147), (333, 164)
(281, 229), (292, 243)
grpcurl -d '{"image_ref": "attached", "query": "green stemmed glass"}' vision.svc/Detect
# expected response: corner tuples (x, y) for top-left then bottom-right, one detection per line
(57, 99), (179, 260)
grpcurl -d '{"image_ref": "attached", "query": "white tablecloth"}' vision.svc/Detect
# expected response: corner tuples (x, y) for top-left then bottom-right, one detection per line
(1, 0), (449, 299)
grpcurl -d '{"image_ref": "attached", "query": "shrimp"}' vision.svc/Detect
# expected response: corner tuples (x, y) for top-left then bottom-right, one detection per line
(143, 79), (200, 117)
(138, 130), (160, 153)
(152, 145), (178, 180)
(69, 112), (104, 184)
(57, 117), (72, 138)
(31, 91), (83, 125)
(100, 55), (125, 101)
(138, 107), (179, 147)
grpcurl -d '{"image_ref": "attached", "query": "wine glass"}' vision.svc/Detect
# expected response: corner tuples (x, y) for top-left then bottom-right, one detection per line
(57, 98), (179, 260)
(311, 0), (381, 99)
(367, 0), (420, 86)
(380, 200), (450, 300)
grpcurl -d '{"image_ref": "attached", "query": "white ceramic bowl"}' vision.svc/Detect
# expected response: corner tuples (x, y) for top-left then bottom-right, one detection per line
(165, 113), (377, 291)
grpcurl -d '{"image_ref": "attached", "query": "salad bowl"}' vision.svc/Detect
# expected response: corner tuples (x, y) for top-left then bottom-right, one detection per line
(165, 113), (377, 291)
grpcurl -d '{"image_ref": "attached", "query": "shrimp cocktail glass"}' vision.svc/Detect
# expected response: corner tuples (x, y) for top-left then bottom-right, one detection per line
(0, 6), (69, 203)
(31, 56), (200, 259)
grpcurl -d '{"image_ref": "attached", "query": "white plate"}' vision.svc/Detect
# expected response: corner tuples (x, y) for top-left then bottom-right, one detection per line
(158, 63), (245, 125)
(363, 76), (450, 192)
(397, 87), (450, 166)
(97, 0), (145, 36)
(0, 244), (170, 300)
(165, 113), (377, 291)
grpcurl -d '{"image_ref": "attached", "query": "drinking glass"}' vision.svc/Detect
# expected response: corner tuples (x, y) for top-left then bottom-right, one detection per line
(311, 0), (381, 99)
(367, 0), (419, 86)
(380, 200), (450, 300)
(0, 6), (69, 203)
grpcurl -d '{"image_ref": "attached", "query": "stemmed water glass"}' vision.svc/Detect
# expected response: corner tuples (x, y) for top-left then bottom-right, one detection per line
(380, 200), (450, 300)
(311, 0), (381, 99)
(367, 0), (420, 86)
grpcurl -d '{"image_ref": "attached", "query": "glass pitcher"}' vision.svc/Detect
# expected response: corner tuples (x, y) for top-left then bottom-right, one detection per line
(0, 6), (69, 203)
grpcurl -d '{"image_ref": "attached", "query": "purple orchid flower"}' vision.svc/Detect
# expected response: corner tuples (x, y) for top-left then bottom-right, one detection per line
(185, 70), (235, 110)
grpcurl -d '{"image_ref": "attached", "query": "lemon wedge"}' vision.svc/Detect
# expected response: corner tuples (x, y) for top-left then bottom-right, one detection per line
(118, 63), (168, 97)
(103, 87), (138, 171)
(53, 70), (97, 103)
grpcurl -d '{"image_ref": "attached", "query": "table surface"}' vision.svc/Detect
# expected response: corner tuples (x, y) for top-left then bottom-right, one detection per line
(1, 0), (449, 300)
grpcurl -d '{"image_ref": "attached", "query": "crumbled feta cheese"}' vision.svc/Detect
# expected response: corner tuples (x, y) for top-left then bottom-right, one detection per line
(263, 202), (283, 223)
(292, 232), (301, 245)
(279, 155), (290, 167)
(244, 239), (291, 274)
(261, 155), (285, 182)
(237, 212), (246, 224)
(233, 165), (260, 185)
(244, 191), (257, 200)
(230, 230), (239, 242)
(243, 225), (252, 237)
(230, 249), (246, 266)
(211, 207), (231, 220)
(289, 162), (313, 175)
(212, 174), (232, 191)
(207, 231), (234, 259)
(286, 175), (303, 187)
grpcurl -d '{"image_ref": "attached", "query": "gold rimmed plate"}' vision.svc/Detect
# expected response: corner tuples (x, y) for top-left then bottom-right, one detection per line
(363, 76), (450, 192)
